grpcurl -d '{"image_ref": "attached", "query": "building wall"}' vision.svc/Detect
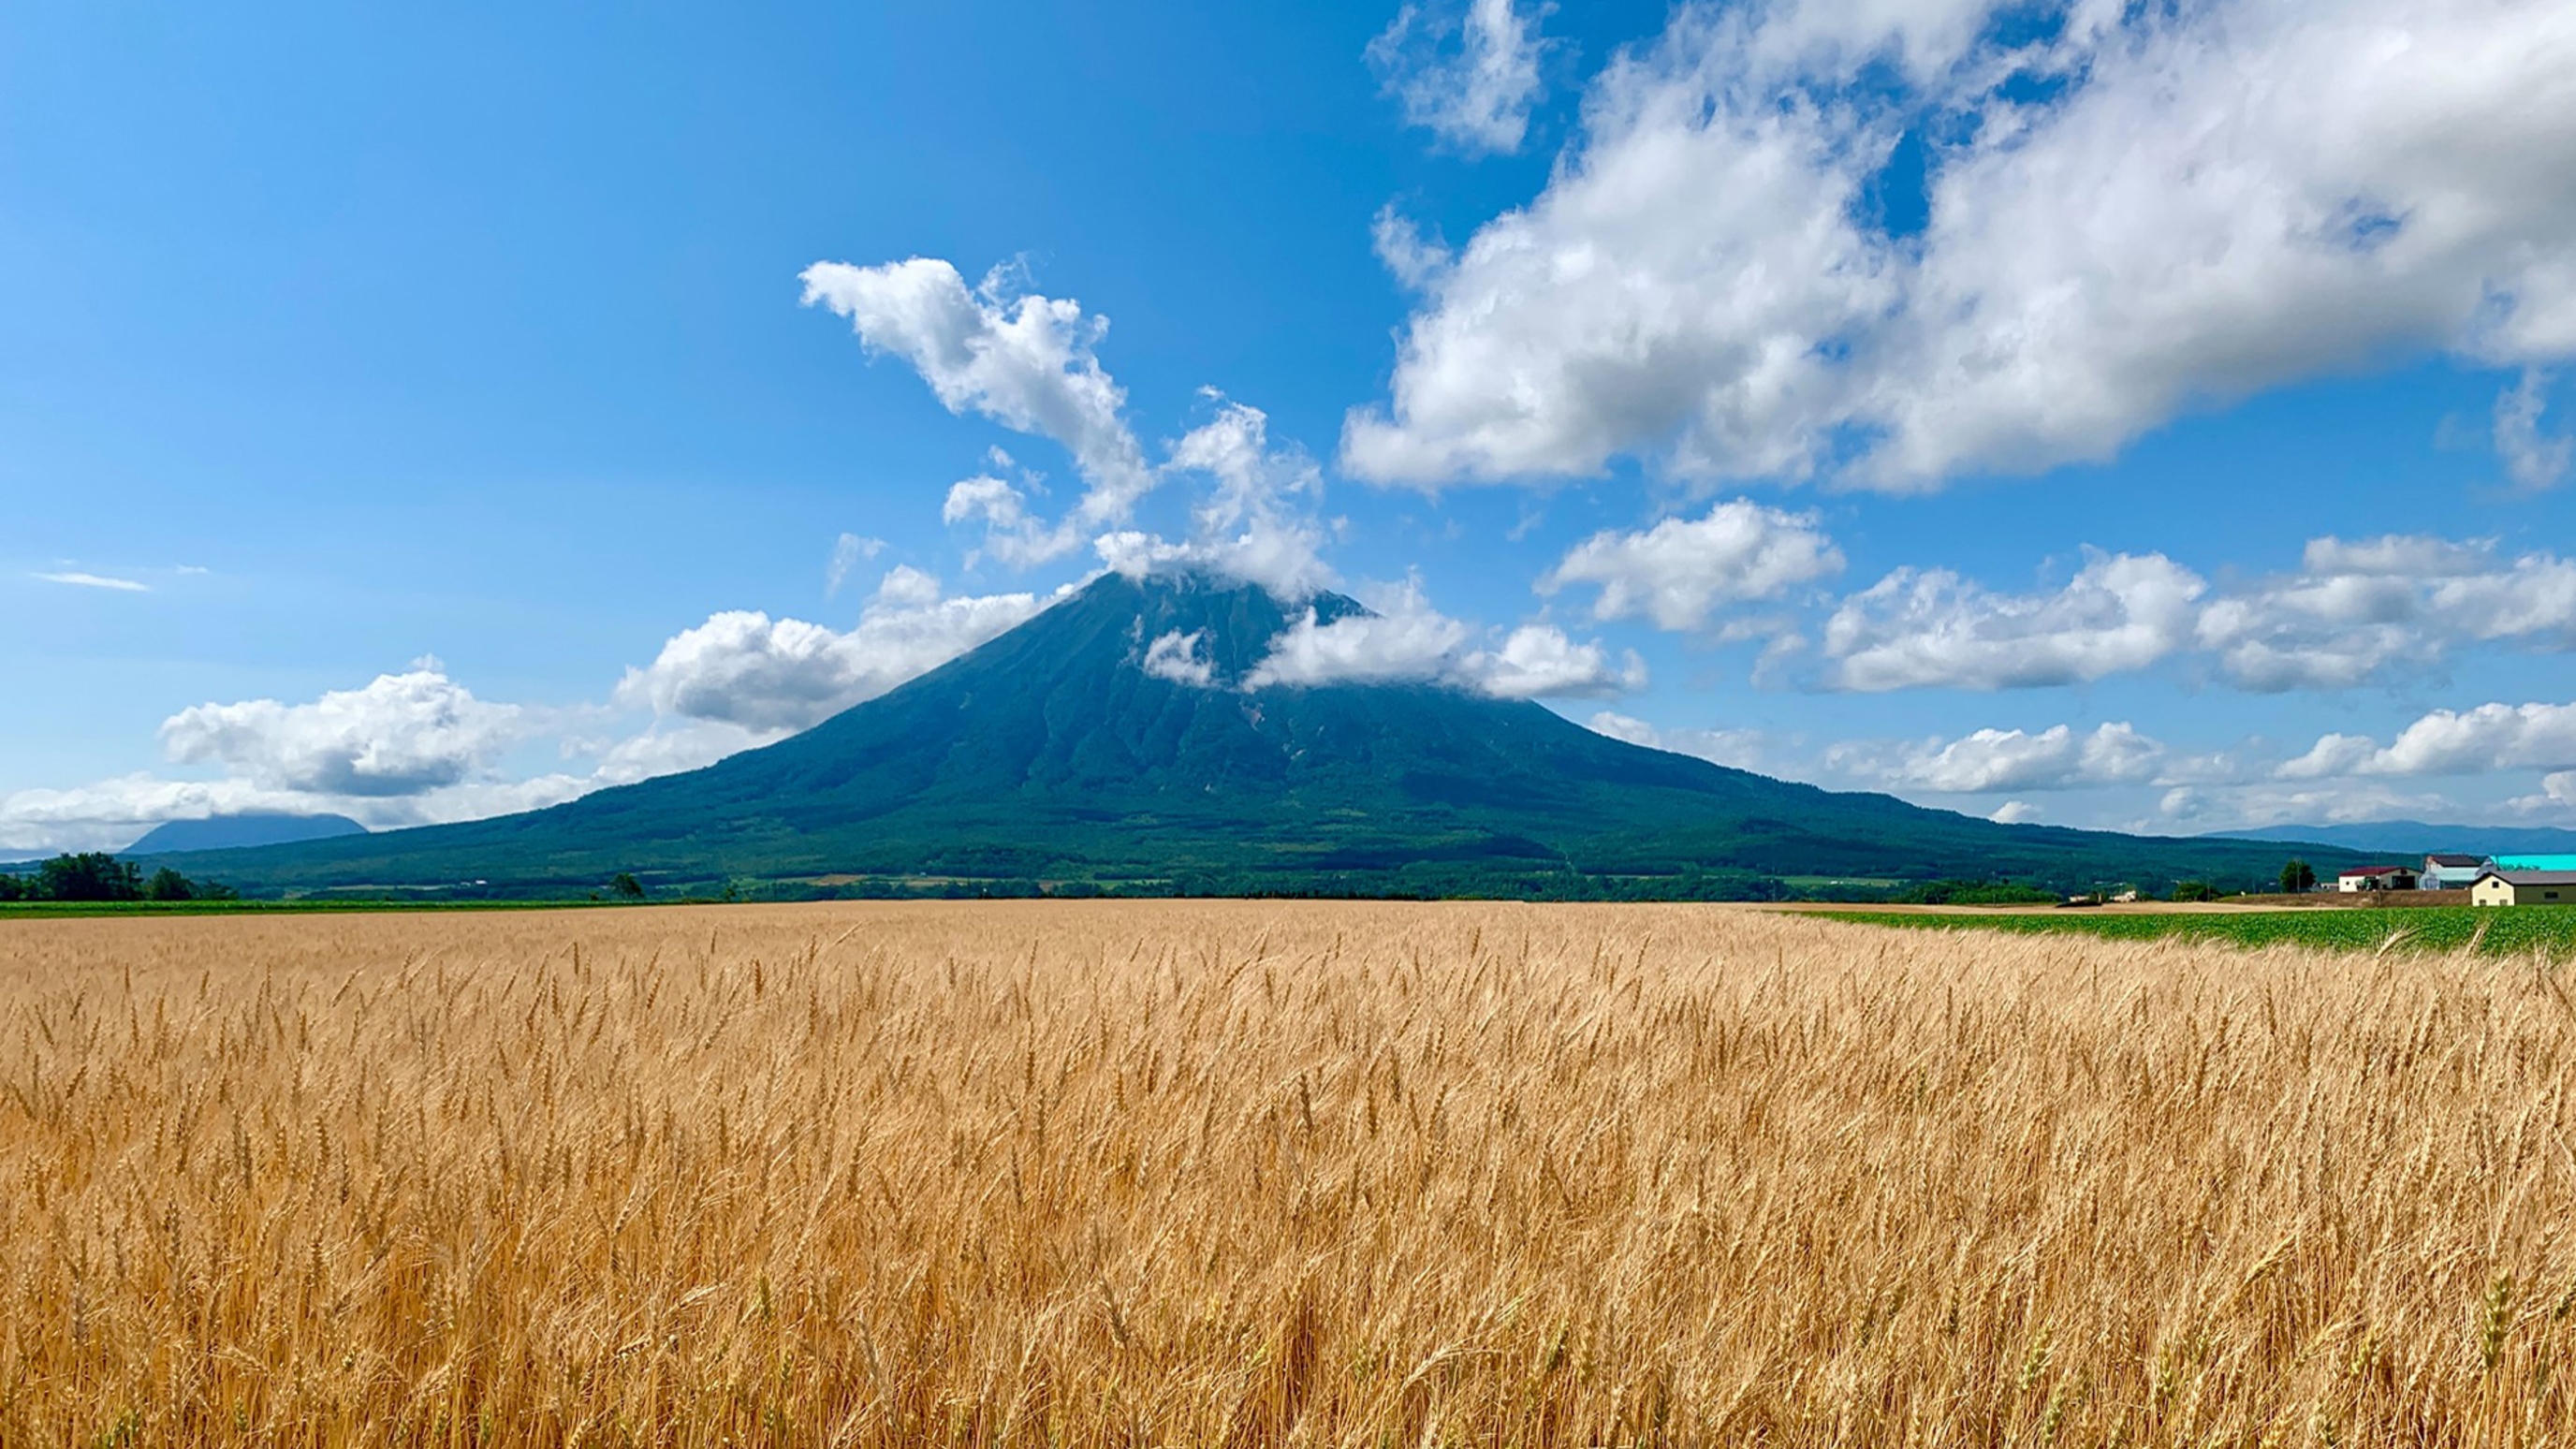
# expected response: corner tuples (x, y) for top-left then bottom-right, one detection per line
(2476, 877), (2576, 905)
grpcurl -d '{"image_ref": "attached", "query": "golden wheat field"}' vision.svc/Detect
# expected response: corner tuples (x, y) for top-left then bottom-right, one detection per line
(2, 901), (2571, 1446)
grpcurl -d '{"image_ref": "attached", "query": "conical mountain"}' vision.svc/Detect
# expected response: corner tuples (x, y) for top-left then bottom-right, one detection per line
(169, 573), (2348, 894)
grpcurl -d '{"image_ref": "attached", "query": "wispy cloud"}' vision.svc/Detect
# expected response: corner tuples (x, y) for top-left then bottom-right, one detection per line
(2495, 370), (2571, 491)
(34, 571), (150, 593)
(826, 534), (885, 596)
(1367, 0), (1548, 156)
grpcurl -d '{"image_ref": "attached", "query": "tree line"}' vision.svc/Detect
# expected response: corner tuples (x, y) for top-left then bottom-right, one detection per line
(0, 854), (237, 903)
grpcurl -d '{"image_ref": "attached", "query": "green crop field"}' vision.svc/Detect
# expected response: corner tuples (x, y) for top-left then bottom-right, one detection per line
(1819, 905), (2576, 957)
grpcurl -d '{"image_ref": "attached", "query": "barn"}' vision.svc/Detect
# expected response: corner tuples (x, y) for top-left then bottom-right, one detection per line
(2471, 871), (2576, 907)
(2422, 854), (2488, 889)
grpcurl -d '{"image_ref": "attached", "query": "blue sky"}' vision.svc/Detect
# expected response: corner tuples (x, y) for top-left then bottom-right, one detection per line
(7, 0), (2576, 852)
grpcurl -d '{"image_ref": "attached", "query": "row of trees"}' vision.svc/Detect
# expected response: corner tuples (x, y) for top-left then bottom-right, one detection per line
(0, 854), (235, 903)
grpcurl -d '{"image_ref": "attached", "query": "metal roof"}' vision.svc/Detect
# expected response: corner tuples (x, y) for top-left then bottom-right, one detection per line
(2478, 871), (2576, 886)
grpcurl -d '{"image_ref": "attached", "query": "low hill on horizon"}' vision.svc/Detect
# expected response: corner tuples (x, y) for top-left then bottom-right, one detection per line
(2203, 821), (2576, 859)
(127, 812), (368, 856)
(147, 574), (2363, 898)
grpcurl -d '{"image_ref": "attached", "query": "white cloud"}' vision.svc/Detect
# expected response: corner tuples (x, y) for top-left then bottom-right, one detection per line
(1244, 579), (1471, 690)
(1241, 578), (1635, 699)
(158, 660), (526, 798)
(2279, 701), (2576, 780)
(586, 720), (772, 785)
(616, 572), (1047, 732)
(1139, 629), (1215, 687)
(1463, 625), (1647, 699)
(2274, 734), (2385, 783)
(1149, 397), (1333, 597)
(2, 683), (790, 858)
(1367, 0), (1548, 155)
(1822, 549), (2205, 691)
(800, 257), (1153, 550)
(1585, 711), (1779, 773)
(2197, 534), (2576, 690)
(826, 534), (885, 596)
(1372, 205), (1453, 292)
(1344, 0), (2576, 490)
(0, 755), (672, 857)
(1544, 500), (1843, 632)
(35, 572), (149, 593)
(1990, 799), (2041, 825)
(1834, 722), (2167, 794)
(1784, 530), (2576, 695)
(942, 473), (1080, 567)
(2495, 369), (2572, 490)
(2158, 782), (2455, 831)
(2510, 770), (2576, 814)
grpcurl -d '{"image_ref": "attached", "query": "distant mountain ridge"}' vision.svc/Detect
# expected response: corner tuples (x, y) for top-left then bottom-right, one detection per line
(127, 812), (368, 855)
(143, 573), (2365, 896)
(2204, 822), (2576, 858)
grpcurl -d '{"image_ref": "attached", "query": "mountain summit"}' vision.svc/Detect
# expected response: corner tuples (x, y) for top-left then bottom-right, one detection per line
(160, 573), (2342, 894)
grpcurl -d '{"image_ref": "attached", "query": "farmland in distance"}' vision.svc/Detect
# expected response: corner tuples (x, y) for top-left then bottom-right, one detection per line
(1820, 903), (2576, 957)
(3, 901), (2570, 1445)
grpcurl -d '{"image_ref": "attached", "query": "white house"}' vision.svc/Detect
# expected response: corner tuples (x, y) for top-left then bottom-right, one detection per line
(2471, 871), (2576, 907)
(2337, 865), (2419, 892)
(2422, 854), (2487, 889)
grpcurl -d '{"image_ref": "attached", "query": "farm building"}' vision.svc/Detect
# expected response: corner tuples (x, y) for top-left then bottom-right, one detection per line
(2336, 865), (2419, 892)
(2471, 870), (2576, 906)
(2492, 853), (2576, 873)
(2422, 854), (2488, 888)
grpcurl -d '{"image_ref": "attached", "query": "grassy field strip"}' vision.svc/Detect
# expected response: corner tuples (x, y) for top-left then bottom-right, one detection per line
(1819, 904), (2576, 957)
(3, 901), (2569, 1444)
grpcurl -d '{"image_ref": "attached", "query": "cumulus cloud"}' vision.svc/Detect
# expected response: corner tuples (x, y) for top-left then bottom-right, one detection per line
(1139, 629), (1216, 687)
(1244, 580), (1471, 690)
(2510, 770), (2576, 813)
(1990, 800), (2041, 825)
(2197, 534), (2576, 690)
(1137, 397), (1333, 597)
(800, 257), (1153, 556)
(1822, 550), (2205, 692)
(4, 671), (803, 856)
(1793, 531), (2576, 695)
(1344, 0), (2576, 490)
(2279, 701), (2576, 780)
(1544, 500), (1843, 632)
(616, 571), (1047, 732)
(1462, 625), (1647, 699)
(0, 770), (601, 856)
(1833, 722), (2167, 794)
(158, 660), (526, 798)
(1367, 0), (1548, 155)
(942, 472), (1080, 568)
(2495, 369), (2572, 490)
(1242, 578), (1637, 698)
